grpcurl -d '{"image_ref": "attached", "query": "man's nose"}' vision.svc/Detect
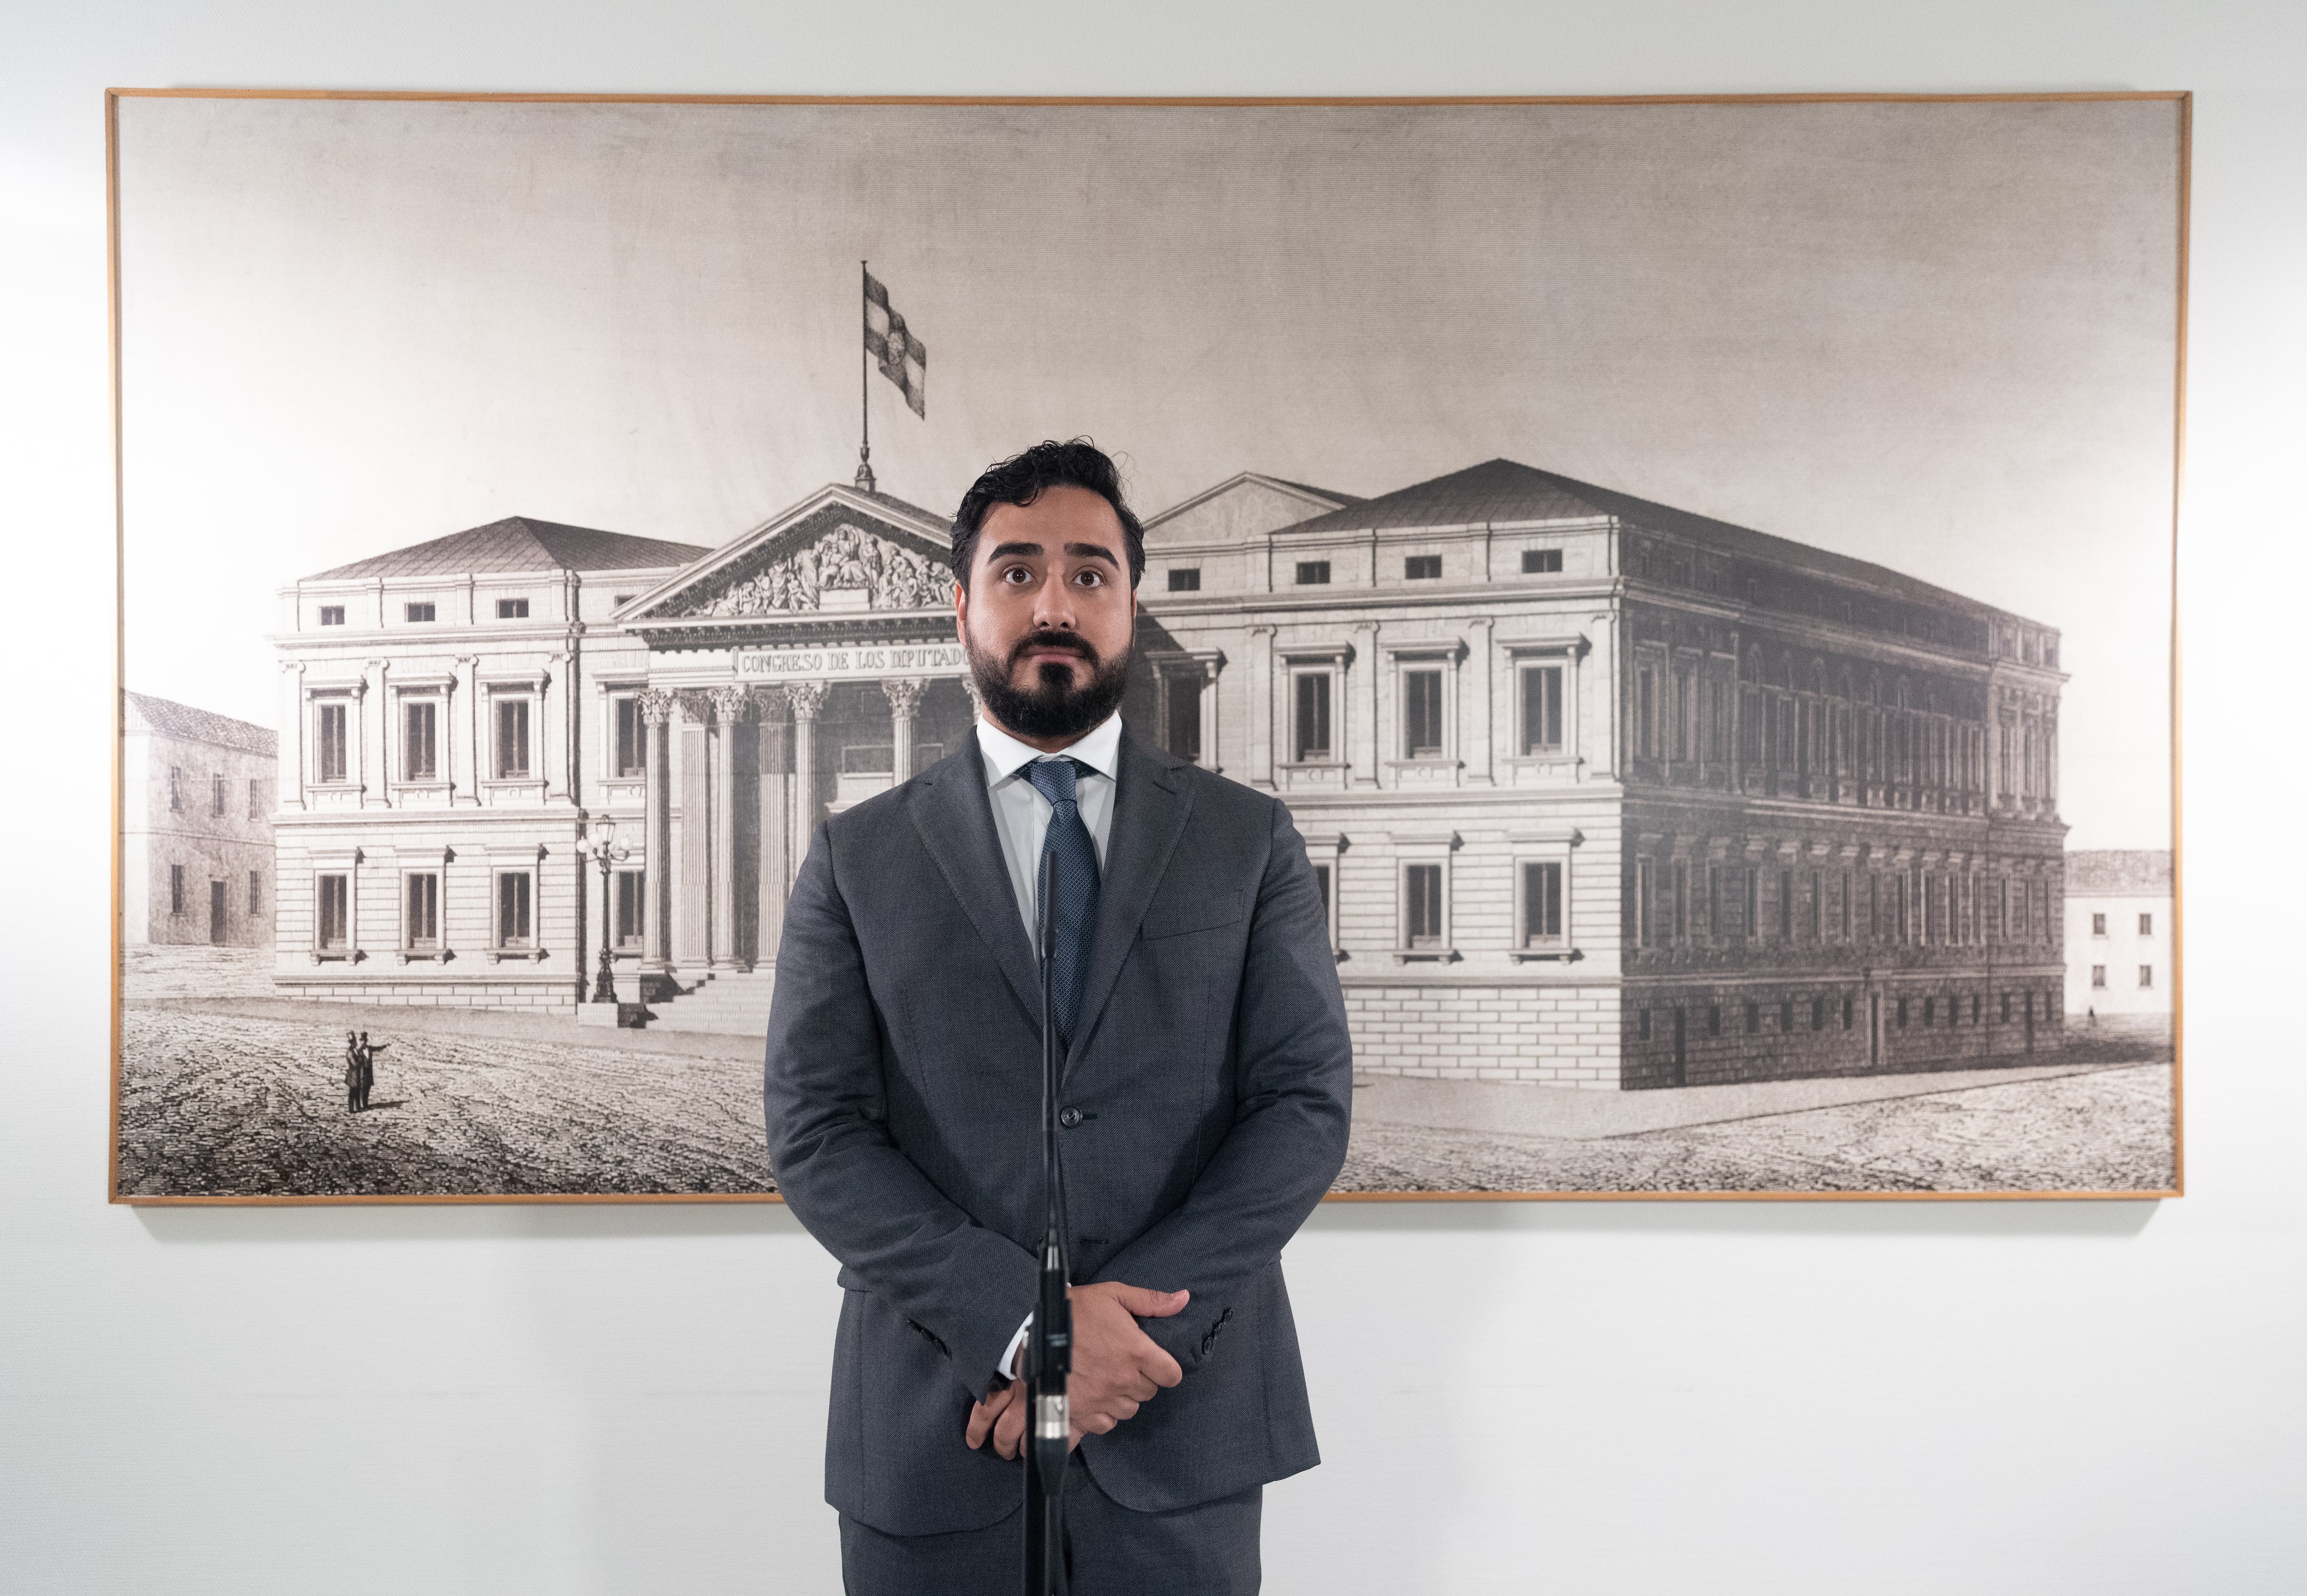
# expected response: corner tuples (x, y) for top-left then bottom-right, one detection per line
(1030, 577), (1078, 631)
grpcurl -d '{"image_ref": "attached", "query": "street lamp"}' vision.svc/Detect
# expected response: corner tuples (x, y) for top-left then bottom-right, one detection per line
(585, 816), (631, 1005)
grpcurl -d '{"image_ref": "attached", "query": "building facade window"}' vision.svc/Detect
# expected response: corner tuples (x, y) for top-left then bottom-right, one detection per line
(1842, 996), (1854, 1030)
(496, 597), (529, 619)
(2092, 912), (2107, 936)
(1811, 997), (1825, 1031)
(318, 605), (345, 626)
(248, 871), (262, 914)
(1403, 669), (1445, 759)
(1295, 560), (1330, 585)
(1520, 860), (1564, 948)
(1743, 867), (1760, 942)
(1780, 869), (1794, 940)
(317, 874), (350, 952)
(2139, 912), (2154, 936)
(1403, 863), (1445, 950)
(405, 872), (441, 951)
(616, 869), (646, 948)
(1522, 548), (1563, 574)
(403, 699), (438, 781)
(1744, 1000), (1760, 1034)
(614, 697), (647, 778)
(1707, 1004), (1722, 1037)
(1291, 670), (1333, 762)
(317, 702), (349, 783)
(2092, 965), (2107, 988)
(405, 601), (436, 622)
(1520, 665), (1563, 755)
(1633, 858), (1654, 947)
(248, 778), (263, 820)
(211, 772), (226, 816)
(496, 871), (533, 949)
(1165, 674), (1203, 763)
(1672, 860), (1689, 942)
(494, 697), (532, 780)
(168, 767), (184, 812)
(1405, 554), (1442, 580)
(1166, 567), (1201, 592)
(169, 863), (185, 915)
(2139, 965), (2154, 989)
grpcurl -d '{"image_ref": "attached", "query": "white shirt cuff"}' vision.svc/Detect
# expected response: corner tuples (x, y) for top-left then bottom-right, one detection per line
(998, 1314), (1033, 1382)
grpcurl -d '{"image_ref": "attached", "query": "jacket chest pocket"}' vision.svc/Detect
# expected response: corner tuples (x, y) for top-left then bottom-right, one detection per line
(1140, 888), (1247, 942)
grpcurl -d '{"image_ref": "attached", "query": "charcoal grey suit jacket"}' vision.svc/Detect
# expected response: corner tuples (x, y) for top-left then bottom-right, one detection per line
(763, 722), (1353, 1536)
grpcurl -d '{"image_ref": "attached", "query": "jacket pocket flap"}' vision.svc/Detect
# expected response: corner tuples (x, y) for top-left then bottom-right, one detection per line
(1141, 888), (1246, 941)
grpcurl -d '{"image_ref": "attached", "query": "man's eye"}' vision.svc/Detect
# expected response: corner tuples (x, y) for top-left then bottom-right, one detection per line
(1002, 566), (1032, 584)
(1076, 570), (1102, 587)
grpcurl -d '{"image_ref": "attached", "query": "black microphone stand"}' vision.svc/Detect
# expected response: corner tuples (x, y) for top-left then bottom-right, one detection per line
(1023, 848), (1071, 1595)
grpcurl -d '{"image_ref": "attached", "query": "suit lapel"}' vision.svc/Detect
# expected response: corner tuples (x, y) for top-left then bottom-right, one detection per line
(908, 735), (1044, 1024)
(1070, 726), (1193, 1067)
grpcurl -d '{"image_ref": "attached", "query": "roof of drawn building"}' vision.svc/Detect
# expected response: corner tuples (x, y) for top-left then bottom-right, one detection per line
(2066, 850), (2174, 896)
(1275, 458), (2032, 618)
(124, 692), (278, 756)
(305, 517), (714, 581)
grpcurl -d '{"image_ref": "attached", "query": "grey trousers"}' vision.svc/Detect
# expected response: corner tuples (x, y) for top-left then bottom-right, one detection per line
(839, 1452), (1262, 1595)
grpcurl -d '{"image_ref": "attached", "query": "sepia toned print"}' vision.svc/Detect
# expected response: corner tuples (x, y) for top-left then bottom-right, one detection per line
(110, 93), (2183, 1201)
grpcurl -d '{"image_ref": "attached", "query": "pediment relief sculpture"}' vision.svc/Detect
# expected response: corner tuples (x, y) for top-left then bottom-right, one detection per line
(680, 522), (949, 618)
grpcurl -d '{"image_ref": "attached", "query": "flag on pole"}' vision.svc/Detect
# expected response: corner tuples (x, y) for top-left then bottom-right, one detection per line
(863, 271), (927, 417)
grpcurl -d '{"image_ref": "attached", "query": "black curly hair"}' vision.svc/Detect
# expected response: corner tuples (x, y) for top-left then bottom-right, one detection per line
(949, 438), (1145, 593)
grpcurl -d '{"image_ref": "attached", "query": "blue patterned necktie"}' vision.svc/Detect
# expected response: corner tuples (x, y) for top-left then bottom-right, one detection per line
(1023, 756), (1101, 1048)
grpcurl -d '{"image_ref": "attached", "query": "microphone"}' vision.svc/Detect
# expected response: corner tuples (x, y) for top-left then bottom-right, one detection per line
(1023, 846), (1071, 1594)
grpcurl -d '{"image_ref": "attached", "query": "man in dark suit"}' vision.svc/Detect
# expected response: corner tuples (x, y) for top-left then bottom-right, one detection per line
(765, 439), (1353, 1593)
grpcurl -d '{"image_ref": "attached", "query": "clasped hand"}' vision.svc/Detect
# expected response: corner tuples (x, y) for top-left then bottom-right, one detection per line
(965, 1282), (1188, 1459)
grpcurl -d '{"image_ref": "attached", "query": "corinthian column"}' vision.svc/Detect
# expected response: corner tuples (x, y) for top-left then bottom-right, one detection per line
(883, 677), (926, 783)
(786, 680), (827, 887)
(638, 688), (676, 976)
(708, 684), (751, 970)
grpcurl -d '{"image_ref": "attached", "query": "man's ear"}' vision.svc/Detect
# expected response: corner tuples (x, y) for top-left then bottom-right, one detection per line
(952, 579), (968, 644)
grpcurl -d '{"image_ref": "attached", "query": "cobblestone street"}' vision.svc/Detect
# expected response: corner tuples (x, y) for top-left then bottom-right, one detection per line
(1335, 1063), (2174, 1194)
(116, 949), (2176, 1199)
(117, 1006), (772, 1197)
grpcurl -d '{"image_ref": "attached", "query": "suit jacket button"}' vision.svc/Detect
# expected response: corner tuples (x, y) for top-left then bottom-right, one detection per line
(1059, 1107), (1083, 1128)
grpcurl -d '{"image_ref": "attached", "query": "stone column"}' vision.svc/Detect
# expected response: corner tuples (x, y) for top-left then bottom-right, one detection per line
(1198, 654), (1225, 776)
(1348, 623), (1380, 789)
(708, 684), (751, 970)
(1247, 626), (1275, 789)
(1467, 618), (1495, 786)
(786, 680), (826, 889)
(883, 677), (926, 783)
(281, 661), (307, 810)
(638, 688), (675, 975)
(453, 655), (479, 805)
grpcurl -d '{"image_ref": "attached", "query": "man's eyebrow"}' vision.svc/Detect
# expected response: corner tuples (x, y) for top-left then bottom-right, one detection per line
(1064, 542), (1121, 568)
(986, 540), (1044, 561)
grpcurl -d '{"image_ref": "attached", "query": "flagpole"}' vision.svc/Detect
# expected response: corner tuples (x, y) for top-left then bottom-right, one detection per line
(857, 259), (874, 492)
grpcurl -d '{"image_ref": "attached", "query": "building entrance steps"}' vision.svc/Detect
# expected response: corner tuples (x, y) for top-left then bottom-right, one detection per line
(641, 966), (779, 1035)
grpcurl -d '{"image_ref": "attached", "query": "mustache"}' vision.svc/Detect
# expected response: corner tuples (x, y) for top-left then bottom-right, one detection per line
(1010, 630), (1098, 667)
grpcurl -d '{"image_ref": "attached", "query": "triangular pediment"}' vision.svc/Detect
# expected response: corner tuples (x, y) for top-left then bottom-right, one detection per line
(1141, 472), (1363, 547)
(621, 484), (953, 625)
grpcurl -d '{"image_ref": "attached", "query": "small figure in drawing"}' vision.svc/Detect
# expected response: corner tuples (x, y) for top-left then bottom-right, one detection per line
(355, 1032), (387, 1112)
(342, 1031), (363, 1113)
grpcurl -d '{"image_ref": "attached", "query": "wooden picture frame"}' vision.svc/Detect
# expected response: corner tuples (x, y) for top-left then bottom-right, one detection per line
(109, 90), (2187, 1203)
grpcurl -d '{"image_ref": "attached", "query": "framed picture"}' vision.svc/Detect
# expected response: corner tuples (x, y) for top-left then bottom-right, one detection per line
(110, 91), (2185, 1203)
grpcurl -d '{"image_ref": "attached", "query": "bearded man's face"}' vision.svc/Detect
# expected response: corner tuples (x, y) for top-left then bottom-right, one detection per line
(954, 484), (1137, 744)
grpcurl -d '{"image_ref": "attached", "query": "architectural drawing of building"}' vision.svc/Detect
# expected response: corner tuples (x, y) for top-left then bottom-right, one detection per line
(269, 461), (2071, 1087)
(2063, 849), (2173, 1021)
(121, 692), (277, 947)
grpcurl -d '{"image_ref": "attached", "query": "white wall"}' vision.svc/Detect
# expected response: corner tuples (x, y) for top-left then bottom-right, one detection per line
(5, 3), (2302, 1591)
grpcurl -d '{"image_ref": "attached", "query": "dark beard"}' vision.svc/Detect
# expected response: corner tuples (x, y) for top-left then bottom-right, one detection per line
(968, 627), (1130, 742)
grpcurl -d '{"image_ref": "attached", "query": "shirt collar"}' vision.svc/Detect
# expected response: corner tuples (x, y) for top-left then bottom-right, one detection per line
(976, 710), (1124, 785)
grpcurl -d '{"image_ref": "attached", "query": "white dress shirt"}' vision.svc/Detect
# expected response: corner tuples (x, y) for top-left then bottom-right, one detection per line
(976, 710), (1122, 941)
(973, 709), (1124, 1382)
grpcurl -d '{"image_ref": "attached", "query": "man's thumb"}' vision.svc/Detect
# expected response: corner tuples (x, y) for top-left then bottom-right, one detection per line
(1116, 1284), (1190, 1318)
